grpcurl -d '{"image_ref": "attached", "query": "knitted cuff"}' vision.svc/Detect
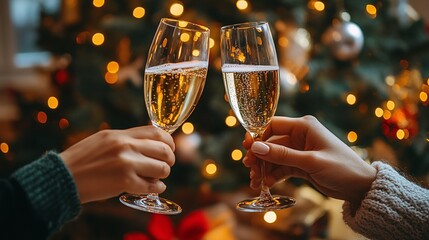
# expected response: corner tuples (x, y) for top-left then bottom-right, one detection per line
(11, 151), (81, 236)
(343, 161), (429, 240)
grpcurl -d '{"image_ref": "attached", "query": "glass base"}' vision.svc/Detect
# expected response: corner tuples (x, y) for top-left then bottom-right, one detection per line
(119, 194), (182, 215)
(236, 195), (295, 212)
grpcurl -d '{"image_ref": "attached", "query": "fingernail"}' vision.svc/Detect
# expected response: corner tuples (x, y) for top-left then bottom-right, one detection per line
(252, 142), (270, 155)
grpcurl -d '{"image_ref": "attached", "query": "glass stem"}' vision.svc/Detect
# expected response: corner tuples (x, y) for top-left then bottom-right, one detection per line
(251, 132), (273, 201)
(147, 193), (163, 206)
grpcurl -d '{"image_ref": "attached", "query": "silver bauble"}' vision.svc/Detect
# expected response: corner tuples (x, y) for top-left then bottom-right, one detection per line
(322, 20), (364, 61)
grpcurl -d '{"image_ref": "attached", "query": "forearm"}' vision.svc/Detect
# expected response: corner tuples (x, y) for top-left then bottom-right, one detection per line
(8, 151), (81, 239)
(343, 161), (429, 240)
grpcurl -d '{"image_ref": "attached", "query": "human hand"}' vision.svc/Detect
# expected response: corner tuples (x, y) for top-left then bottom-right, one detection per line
(60, 125), (175, 204)
(243, 115), (376, 206)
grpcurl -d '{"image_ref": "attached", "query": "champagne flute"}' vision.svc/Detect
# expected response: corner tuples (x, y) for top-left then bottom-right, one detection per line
(120, 18), (210, 215)
(220, 21), (295, 212)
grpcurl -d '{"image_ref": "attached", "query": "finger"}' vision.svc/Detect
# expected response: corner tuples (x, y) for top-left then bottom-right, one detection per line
(251, 141), (316, 172)
(242, 132), (253, 149)
(264, 115), (319, 137)
(243, 151), (257, 167)
(134, 156), (171, 179)
(134, 139), (175, 166)
(127, 125), (175, 151)
(129, 176), (167, 194)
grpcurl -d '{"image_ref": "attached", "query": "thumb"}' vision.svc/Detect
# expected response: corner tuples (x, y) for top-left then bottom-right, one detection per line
(251, 141), (311, 170)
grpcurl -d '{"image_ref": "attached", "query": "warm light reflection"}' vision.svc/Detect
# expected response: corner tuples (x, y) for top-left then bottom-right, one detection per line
(0, 143), (9, 153)
(264, 211), (277, 223)
(133, 7), (146, 18)
(47, 96), (59, 109)
(192, 49), (200, 57)
(180, 33), (190, 42)
(182, 122), (194, 134)
(92, 33), (105, 46)
(170, 3), (184, 16)
(209, 38), (215, 49)
(206, 163), (217, 175)
(231, 149), (243, 161)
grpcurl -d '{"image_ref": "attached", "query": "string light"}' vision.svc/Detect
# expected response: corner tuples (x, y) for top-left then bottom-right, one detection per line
(93, 0), (104, 8)
(278, 36), (289, 48)
(385, 75), (395, 86)
(366, 4), (377, 18)
(0, 143), (9, 154)
(347, 131), (358, 143)
(37, 111), (48, 124)
(383, 110), (392, 120)
(133, 7), (146, 19)
(92, 33), (105, 46)
(225, 115), (237, 127)
(170, 3), (184, 16)
(182, 122), (194, 134)
(107, 61), (119, 73)
(263, 211), (277, 223)
(105, 72), (118, 84)
(231, 149), (243, 161)
(59, 118), (69, 129)
(420, 91), (428, 102)
(308, 0), (324, 12)
(396, 129), (405, 140)
(386, 100), (395, 110)
(236, 0), (248, 10)
(47, 96), (59, 109)
(375, 107), (384, 118)
(202, 159), (218, 178)
(346, 93), (356, 105)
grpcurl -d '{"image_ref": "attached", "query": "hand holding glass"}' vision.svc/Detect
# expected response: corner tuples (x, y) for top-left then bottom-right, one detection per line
(120, 18), (210, 214)
(220, 22), (295, 212)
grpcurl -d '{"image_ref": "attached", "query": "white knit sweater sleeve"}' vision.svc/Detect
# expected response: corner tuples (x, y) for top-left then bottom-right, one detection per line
(342, 161), (429, 240)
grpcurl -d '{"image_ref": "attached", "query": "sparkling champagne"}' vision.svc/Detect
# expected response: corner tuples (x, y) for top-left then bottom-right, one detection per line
(144, 61), (207, 133)
(222, 64), (279, 134)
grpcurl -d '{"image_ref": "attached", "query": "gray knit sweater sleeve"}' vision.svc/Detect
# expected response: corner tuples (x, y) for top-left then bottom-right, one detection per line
(11, 151), (81, 236)
(343, 161), (429, 240)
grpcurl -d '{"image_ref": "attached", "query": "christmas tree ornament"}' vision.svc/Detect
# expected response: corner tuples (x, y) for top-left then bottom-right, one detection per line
(322, 11), (364, 61)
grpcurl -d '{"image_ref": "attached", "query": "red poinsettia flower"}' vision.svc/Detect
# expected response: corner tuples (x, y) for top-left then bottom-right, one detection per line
(123, 210), (209, 240)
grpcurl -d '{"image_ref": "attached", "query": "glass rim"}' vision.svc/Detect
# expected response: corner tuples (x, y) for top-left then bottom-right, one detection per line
(161, 18), (210, 32)
(221, 21), (268, 31)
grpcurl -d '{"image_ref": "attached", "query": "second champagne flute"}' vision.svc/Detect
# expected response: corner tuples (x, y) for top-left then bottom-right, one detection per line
(220, 21), (295, 212)
(120, 18), (210, 215)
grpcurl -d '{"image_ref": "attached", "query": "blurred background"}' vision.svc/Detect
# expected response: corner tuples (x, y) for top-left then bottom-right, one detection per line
(1, 0), (428, 239)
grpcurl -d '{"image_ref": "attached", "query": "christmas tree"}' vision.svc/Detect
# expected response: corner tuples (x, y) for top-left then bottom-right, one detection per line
(2, 0), (429, 238)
